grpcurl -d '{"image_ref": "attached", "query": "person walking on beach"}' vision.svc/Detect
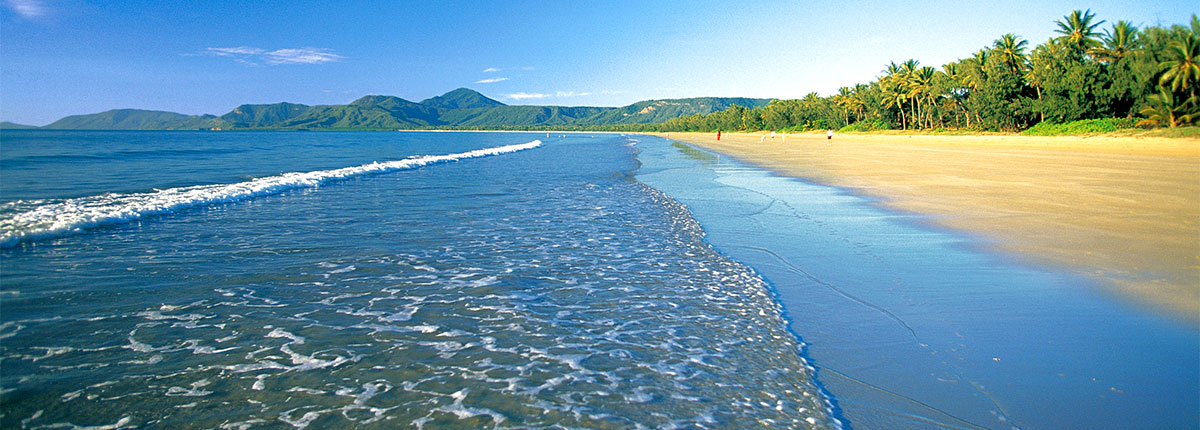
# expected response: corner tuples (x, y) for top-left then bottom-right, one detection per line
(717, 130), (721, 141)
(770, 131), (776, 140)
(827, 129), (834, 141)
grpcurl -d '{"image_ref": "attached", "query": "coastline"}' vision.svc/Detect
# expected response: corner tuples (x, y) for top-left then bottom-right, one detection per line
(633, 134), (1199, 428)
(656, 131), (1200, 320)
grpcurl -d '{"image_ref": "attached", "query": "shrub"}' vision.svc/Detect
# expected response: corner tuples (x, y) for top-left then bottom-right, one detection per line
(1020, 118), (1138, 135)
(838, 120), (891, 133)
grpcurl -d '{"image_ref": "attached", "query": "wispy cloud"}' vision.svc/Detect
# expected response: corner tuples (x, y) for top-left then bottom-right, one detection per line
(505, 91), (592, 101)
(506, 92), (552, 100)
(484, 66), (534, 73)
(264, 48), (343, 64)
(206, 47), (265, 56)
(475, 77), (509, 84)
(202, 46), (344, 65)
(4, 0), (48, 19)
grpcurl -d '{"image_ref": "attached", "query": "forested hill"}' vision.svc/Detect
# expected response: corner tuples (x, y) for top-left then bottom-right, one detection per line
(32, 89), (770, 130)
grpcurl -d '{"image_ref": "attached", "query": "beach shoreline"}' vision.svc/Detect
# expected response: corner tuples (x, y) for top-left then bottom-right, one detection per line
(654, 131), (1200, 321)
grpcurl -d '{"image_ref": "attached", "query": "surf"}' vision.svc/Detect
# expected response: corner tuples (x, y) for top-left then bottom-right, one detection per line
(0, 140), (541, 248)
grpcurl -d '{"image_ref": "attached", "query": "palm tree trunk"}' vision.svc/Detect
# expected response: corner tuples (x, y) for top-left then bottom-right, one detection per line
(909, 99), (917, 130)
(1035, 85), (1044, 123)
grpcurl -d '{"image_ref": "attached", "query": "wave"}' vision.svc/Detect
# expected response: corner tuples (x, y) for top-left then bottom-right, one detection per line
(0, 140), (541, 248)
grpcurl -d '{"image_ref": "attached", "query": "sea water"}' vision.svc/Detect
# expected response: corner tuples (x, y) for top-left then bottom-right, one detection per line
(0, 131), (837, 429)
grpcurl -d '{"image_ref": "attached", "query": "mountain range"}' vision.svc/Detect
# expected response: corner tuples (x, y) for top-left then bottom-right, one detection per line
(5, 89), (770, 130)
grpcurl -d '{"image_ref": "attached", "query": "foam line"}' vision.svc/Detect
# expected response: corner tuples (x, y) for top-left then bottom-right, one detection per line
(0, 140), (541, 248)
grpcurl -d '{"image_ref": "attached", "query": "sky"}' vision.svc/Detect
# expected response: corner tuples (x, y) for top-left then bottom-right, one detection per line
(1, 0), (1196, 125)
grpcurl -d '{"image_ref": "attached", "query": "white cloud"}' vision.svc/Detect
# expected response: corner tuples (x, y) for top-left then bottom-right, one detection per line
(5, 0), (47, 19)
(506, 92), (552, 100)
(482, 67), (501, 73)
(205, 47), (266, 57)
(202, 46), (343, 65)
(263, 48), (343, 64)
(475, 77), (509, 84)
(505, 91), (594, 101)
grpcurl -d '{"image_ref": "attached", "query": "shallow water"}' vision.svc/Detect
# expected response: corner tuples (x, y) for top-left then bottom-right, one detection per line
(636, 137), (1199, 430)
(1, 131), (836, 429)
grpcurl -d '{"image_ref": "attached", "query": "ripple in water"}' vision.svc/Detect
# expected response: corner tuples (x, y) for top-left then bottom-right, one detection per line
(1, 135), (837, 429)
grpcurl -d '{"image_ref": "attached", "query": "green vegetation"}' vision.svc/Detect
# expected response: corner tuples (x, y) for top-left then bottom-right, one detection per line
(1019, 118), (1137, 135)
(656, 11), (1200, 135)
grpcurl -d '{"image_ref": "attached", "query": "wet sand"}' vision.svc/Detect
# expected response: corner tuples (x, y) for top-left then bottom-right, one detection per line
(658, 131), (1200, 319)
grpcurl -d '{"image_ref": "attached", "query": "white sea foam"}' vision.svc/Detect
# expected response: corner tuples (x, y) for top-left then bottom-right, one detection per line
(0, 140), (541, 247)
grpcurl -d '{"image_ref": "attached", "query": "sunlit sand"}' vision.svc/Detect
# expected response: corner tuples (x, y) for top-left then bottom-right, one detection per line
(660, 131), (1200, 320)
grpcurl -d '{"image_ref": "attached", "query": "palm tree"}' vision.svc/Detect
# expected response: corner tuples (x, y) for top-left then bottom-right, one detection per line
(1092, 20), (1139, 63)
(852, 83), (868, 120)
(835, 86), (855, 126)
(1027, 38), (1064, 124)
(881, 62), (908, 129)
(958, 50), (990, 127)
(883, 87), (908, 130)
(883, 61), (901, 77)
(963, 49), (989, 90)
(1159, 33), (1200, 93)
(993, 33), (1030, 72)
(1138, 86), (1198, 128)
(942, 62), (969, 127)
(900, 59), (921, 128)
(1054, 9), (1105, 57)
(906, 66), (936, 128)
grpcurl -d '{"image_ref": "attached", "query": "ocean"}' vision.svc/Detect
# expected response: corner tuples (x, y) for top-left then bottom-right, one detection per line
(2, 130), (1197, 430)
(0, 131), (836, 429)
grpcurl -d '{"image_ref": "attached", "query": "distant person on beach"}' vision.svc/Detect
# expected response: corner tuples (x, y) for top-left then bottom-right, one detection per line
(827, 129), (834, 140)
(717, 130), (721, 141)
(770, 131), (776, 140)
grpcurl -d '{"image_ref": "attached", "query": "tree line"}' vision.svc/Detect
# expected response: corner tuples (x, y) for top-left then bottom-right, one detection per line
(653, 11), (1198, 133)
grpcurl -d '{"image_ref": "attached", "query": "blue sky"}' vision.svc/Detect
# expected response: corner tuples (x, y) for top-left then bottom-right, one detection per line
(2, 0), (1195, 125)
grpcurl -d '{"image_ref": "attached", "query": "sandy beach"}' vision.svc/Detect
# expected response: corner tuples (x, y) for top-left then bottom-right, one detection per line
(658, 131), (1200, 320)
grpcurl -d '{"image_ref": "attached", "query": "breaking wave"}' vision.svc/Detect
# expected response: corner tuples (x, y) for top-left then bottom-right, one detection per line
(0, 140), (541, 247)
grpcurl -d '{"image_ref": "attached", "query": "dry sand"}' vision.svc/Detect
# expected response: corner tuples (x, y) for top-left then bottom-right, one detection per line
(658, 131), (1200, 320)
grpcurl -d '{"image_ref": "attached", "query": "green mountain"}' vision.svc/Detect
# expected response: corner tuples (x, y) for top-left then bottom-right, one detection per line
(278, 104), (431, 129)
(438, 105), (608, 127)
(35, 89), (771, 130)
(220, 102), (312, 128)
(0, 121), (38, 129)
(420, 88), (505, 111)
(44, 109), (229, 130)
(350, 95), (440, 123)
